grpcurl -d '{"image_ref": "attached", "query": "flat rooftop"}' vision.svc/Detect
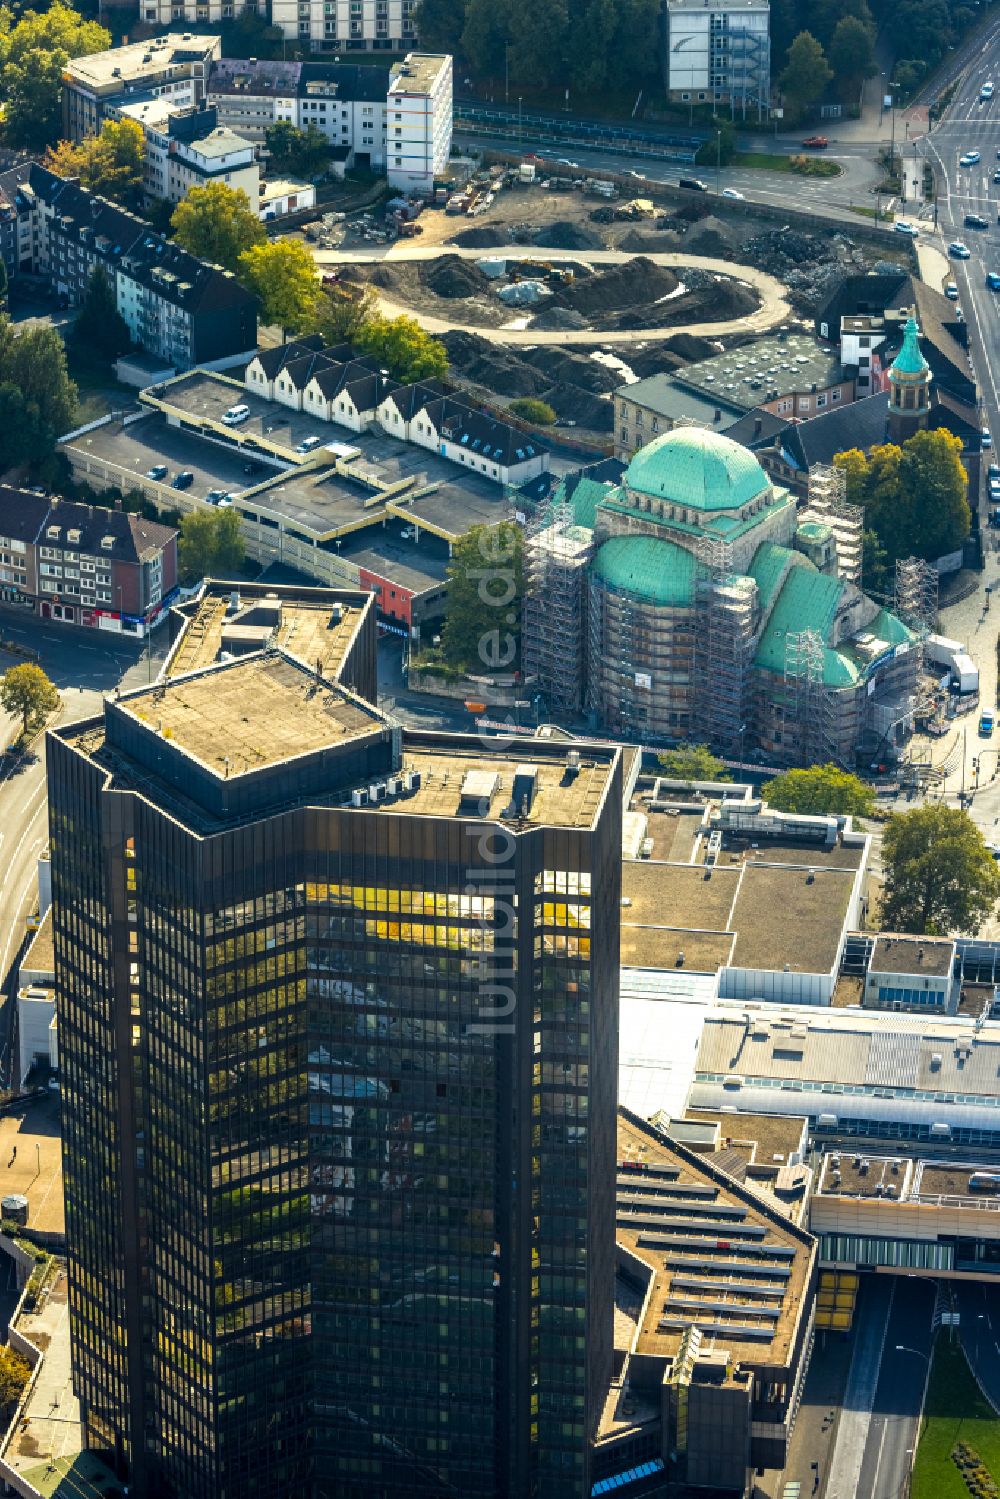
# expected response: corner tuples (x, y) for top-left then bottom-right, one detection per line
(0, 1094), (65, 1235)
(337, 521), (450, 593)
(388, 52), (450, 96)
(20, 908), (54, 980)
(622, 861), (738, 930)
(383, 747), (615, 829)
(617, 1112), (814, 1370)
(682, 1109), (808, 1168)
(729, 863), (856, 974)
(167, 584), (366, 680)
(913, 1160), (1000, 1201)
(871, 934), (955, 977)
(817, 1150), (911, 1200)
(676, 332), (848, 408)
(65, 33), (218, 89)
(119, 654), (381, 775)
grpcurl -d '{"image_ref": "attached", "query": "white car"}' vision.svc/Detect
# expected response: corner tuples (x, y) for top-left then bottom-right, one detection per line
(983, 81), (995, 100)
(985, 429), (994, 449)
(296, 435), (323, 454)
(960, 150), (982, 166)
(721, 187), (745, 200)
(894, 219), (919, 237)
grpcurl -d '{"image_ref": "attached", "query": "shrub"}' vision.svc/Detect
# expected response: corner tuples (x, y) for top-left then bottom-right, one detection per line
(509, 398), (557, 425)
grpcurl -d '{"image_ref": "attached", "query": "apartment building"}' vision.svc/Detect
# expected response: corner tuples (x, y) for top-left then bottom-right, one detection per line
(0, 488), (177, 635)
(663, 0), (770, 117)
(20, 166), (256, 368)
(48, 579), (621, 1499)
(271, 0), (417, 52)
(62, 32), (221, 141)
(384, 53), (452, 191)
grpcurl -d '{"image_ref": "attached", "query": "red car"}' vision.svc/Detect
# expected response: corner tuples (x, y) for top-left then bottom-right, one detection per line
(801, 134), (829, 148)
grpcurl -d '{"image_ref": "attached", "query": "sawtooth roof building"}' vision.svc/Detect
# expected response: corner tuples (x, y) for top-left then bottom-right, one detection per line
(521, 421), (917, 767)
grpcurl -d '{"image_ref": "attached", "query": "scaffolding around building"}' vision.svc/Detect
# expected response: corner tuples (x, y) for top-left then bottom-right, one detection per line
(691, 535), (757, 755)
(800, 465), (864, 587)
(520, 493), (593, 719)
(782, 628), (839, 766)
(894, 556), (938, 632)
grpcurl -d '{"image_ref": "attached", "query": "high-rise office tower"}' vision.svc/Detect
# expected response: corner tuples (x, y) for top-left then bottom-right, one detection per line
(47, 584), (621, 1499)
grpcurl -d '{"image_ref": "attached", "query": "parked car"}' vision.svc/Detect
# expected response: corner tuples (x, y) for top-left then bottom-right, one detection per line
(296, 435), (323, 454)
(948, 241), (972, 258)
(989, 463), (1000, 479)
(206, 489), (233, 505)
(801, 135), (829, 148)
(222, 403), (250, 426)
(894, 219), (919, 237)
(172, 470), (194, 490)
(145, 464), (168, 481)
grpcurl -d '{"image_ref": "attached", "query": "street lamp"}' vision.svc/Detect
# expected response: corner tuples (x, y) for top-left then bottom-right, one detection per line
(518, 96), (523, 147)
(895, 1344), (930, 1361)
(715, 128), (723, 195)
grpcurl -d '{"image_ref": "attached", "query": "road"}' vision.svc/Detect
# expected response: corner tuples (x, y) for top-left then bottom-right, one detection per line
(313, 243), (790, 344)
(853, 1279), (935, 1499)
(0, 615), (169, 1091)
(956, 1280), (1000, 1410)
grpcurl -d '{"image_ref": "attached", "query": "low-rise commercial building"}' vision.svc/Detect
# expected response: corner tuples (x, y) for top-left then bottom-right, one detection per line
(663, 0), (770, 117)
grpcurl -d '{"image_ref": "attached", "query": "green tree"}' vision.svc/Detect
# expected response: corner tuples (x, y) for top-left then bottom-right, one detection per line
(657, 742), (727, 783)
(0, 661), (59, 737)
(461, 0), (511, 81)
(0, 317), (77, 471)
(696, 120), (737, 168)
(238, 239), (319, 338)
(171, 181), (266, 273)
(1, 2), (109, 148)
(806, 0), (874, 46)
(70, 266), (132, 365)
(828, 14), (876, 94)
(440, 522), (524, 672)
(835, 430), (969, 568)
(606, 0), (662, 92)
(356, 313), (448, 383)
(264, 120), (329, 176)
(880, 804), (1000, 935)
(509, 398), (556, 424)
(315, 283), (381, 346)
(567, 0), (616, 92)
(0, 1347), (31, 1411)
(763, 763), (875, 816)
(778, 32), (833, 119)
(415, 0), (469, 52)
(177, 507), (245, 584)
(0, 257), (9, 310)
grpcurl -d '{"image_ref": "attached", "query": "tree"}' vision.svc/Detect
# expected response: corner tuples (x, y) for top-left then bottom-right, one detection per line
(835, 430), (970, 569)
(171, 181), (265, 273)
(657, 742), (727, 783)
(356, 313), (448, 383)
(70, 266), (132, 366)
(0, 317), (77, 472)
(315, 283), (381, 346)
(696, 120), (737, 168)
(1, 2), (110, 149)
(509, 398), (556, 424)
(238, 239), (319, 338)
(440, 522), (524, 672)
(828, 15), (876, 95)
(177, 507), (245, 584)
(778, 32), (833, 119)
(414, 0), (468, 52)
(880, 804), (1000, 935)
(0, 662), (59, 737)
(763, 763), (875, 816)
(264, 120), (330, 177)
(0, 1347), (30, 1412)
(0, 257), (8, 310)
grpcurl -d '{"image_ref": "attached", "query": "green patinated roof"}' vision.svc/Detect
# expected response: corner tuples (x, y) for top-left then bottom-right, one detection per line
(749, 542), (808, 613)
(867, 607), (917, 648)
(754, 564), (854, 686)
(599, 487), (794, 544)
(890, 315), (931, 381)
(796, 521), (833, 543)
(592, 534), (697, 606)
(570, 476), (612, 531)
(623, 426), (770, 512)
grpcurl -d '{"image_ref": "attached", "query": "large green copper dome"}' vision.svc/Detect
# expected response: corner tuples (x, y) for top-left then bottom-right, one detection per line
(625, 426), (771, 511)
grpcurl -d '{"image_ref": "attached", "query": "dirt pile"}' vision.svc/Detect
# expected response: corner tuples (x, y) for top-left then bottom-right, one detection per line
(683, 214), (740, 257)
(532, 220), (604, 250)
(447, 224), (508, 248)
(528, 306), (589, 330)
(440, 330), (619, 432)
(420, 255), (489, 298)
(552, 256), (679, 316)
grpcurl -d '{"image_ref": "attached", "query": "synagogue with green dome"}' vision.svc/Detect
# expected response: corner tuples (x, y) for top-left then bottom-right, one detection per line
(523, 425), (918, 767)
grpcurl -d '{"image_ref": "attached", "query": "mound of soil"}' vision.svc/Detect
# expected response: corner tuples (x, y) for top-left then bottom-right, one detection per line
(440, 330), (551, 398)
(542, 384), (614, 431)
(617, 228), (683, 254)
(447, 225), (508, 248)
(528, 306), (589, 330)
(419, 254), (489, 299)
(552, 256), (678, 315)
(532, 219), (604, 251)
(662, 331), (721, 362)
(521, 346), (621, 393)
(684, 214), (740, 257)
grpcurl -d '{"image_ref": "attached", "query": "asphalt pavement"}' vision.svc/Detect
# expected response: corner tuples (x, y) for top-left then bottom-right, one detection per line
(956, 1280), (1000, 1410)
(853, 1278), (935, 1499)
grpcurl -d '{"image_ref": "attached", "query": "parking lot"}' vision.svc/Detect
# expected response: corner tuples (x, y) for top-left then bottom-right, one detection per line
(62, 412), (280, 508)
(148, 369), (362, 464)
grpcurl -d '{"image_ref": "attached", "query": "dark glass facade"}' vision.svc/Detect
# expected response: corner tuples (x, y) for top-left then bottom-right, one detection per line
(48, 677), (620, 1499)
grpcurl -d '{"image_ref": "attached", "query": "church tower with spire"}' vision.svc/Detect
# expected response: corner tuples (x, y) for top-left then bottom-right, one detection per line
(887, 312), (932, 441)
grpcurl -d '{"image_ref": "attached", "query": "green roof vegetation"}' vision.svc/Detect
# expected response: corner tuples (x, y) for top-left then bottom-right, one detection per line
(592, 534), (696, 607)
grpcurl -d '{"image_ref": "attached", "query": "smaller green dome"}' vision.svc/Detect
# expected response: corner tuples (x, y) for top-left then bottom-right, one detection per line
(624, 426), (770, 512)
(889, 314), (931, 382)
(592, 535), (696, 606)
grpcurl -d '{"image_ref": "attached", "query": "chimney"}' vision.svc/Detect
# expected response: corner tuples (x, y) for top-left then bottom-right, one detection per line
(713, 408), (721, 423)
(754, 417), (762, 436)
